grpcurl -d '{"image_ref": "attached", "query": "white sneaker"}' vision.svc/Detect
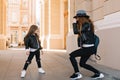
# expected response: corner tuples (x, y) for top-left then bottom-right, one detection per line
(21, 70), (26, 78)
(91, 73), (104, 79)
(38, 68), (45, 74)
(70, 72), (83, 80)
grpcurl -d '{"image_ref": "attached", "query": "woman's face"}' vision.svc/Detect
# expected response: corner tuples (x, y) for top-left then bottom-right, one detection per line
(34, 29), (40, 36)
(76, 17), (79, 21)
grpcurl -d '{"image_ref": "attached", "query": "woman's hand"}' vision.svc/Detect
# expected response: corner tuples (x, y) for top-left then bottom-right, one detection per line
(73, 18), (77, 23)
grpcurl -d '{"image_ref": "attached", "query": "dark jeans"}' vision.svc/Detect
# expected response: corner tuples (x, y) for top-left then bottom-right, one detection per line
(69, 46), (99, 74)
(23, 50), (41, 70)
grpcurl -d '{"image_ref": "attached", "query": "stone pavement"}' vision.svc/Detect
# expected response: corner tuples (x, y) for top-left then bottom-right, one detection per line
(0, 49), (120, 80)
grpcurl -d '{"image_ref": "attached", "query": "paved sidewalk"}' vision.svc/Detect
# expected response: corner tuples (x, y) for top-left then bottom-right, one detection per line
(0, 49), (120, 80)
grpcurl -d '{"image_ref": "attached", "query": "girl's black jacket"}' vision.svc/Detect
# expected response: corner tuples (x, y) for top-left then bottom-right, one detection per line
(24, 35), (42, 50)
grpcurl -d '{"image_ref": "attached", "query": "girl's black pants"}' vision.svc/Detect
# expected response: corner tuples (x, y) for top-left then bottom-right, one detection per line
(23, 50), (41, 70)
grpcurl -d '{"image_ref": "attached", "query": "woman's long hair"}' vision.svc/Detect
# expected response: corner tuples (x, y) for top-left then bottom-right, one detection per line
(24, 25), (39, 41)
(77, 17), (95, 36)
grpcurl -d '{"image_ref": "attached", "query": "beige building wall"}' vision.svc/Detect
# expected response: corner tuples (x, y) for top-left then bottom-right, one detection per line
(44, 0), (49, 49)
(104, 0), (120, 15)
(0, 0), (6, 50)
(7, 0), (35, 46)
(94, 0), (120, 70)
(43, 0), (65, 50)
(67, 0), (120, 70)
(92, 0), (104, 21)
(50, 0), (63, 49)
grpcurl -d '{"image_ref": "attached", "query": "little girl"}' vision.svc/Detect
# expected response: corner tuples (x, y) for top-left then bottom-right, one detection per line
(21, 25), (45, 78)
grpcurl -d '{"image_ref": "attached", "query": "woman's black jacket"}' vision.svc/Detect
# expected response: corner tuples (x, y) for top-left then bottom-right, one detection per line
(73, 22), (95, 47)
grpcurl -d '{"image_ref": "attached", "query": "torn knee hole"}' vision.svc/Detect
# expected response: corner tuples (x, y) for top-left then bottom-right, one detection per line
(26, 61), (31, 64)
(36, 60), (40, 62)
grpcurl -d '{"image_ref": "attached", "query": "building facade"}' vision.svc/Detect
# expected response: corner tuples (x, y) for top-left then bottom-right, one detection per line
(0, 0), (68, 50)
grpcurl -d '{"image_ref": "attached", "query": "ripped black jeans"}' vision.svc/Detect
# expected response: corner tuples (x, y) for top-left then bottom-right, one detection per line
(23, 50), (41, 70)
(69, 46), (100, 74)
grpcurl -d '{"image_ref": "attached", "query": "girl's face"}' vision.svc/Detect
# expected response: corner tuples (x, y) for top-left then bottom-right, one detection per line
(34, 29), (40, 36)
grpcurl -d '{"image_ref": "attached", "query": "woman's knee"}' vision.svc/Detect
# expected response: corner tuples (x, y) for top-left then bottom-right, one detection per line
(69, 54), (76, 62)
(69, 53), (74, 59)
(69, 52), (75, 57)
(79, 62), (85, 67)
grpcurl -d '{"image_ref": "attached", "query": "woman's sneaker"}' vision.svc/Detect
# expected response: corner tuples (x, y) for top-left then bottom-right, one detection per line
(38, 68), (45, 74)
(91, 73), (104, 79)
(21, 70), (26, 78)
(70, 72), (82, 80)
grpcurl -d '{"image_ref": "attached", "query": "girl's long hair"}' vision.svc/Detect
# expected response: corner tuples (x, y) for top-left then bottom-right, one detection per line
(77, 17), (95, 36)
(24, 25), (39, 41)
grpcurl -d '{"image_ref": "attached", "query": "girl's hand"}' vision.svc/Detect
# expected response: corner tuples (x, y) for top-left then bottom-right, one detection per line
(41, 50), (44, 55)
(26, 51), (30, 55)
